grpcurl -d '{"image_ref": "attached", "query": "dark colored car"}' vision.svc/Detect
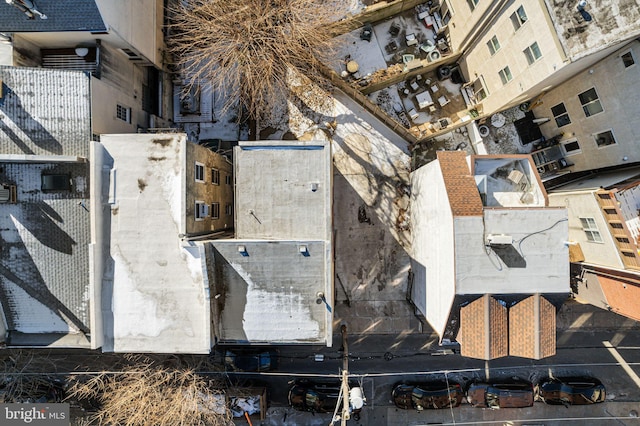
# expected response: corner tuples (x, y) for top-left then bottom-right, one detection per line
(288, 379), (363, 418)
(467, 382), (534, 409)
(392, 382), (463, 410)
(538, 377), (606, 405)
(221, 348), (278, 372)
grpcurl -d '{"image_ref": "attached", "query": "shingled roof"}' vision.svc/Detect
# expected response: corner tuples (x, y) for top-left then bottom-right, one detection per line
(459, 295), (508, 360)
(437, 151), (483, 217)
(0, 0), (105, 33)
(509, 295), (556, 359)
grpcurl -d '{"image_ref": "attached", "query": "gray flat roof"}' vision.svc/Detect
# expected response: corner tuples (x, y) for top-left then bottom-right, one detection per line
(234, 141), (331, 240)
(210, 240), (330, 344)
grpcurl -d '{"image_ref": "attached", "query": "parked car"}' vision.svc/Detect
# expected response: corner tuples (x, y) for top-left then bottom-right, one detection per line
(392, 382), (463, 410)
(219, 348), (278, 372)
(467, 381), (534, 409)
(288, 379), (363, 419)
(538, 377), (606, 405)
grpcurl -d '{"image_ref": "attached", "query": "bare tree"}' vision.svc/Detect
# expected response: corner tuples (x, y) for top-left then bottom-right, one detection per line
(168, 0), (354, 119)
(68, 356), (232, 426)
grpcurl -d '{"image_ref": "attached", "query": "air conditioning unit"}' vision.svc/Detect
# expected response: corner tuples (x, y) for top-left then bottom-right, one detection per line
(508, 169), (524, 185)
(487, 234), (513, 245)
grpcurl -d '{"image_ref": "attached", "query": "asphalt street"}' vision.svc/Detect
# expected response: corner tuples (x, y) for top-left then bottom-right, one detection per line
(223, 329), (640, 425)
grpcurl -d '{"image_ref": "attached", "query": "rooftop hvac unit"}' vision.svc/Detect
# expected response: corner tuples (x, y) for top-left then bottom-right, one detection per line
(507, 169), (524, 185)
(487, 234), (513, 246)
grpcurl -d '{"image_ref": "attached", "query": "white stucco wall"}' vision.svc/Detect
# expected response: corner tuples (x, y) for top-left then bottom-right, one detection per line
(454, 208), (569, 294)
(410, 162), (456, 336)
(548, 191), (625, 269)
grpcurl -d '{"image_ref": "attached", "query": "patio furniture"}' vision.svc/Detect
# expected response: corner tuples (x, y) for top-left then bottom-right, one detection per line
(429, 105), (437, 113)
(410, 80), (420, 92)
(346, 61), (359, 74)
(438, 95), (450, 107)
(416, 91), (434, 109)
(389, 22), (401, 37)
(384, 41), (398, 55)
(406, 33), (418, 46)
(430, 84), (439, 93)
(408, 108), (419, 120)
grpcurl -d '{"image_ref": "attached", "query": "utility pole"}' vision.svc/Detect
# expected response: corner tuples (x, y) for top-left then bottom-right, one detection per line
(340, 324), (350, 426)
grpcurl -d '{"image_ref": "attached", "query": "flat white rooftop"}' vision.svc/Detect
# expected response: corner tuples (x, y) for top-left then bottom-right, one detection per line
(93, 134), (211, 353)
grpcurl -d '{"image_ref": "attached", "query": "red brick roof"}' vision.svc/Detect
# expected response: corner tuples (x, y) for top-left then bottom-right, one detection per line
(599, 276), (640, 322)
(437, 151), (483, 217)
(459, 295), (508, 360)
(509, 295), (556, 359)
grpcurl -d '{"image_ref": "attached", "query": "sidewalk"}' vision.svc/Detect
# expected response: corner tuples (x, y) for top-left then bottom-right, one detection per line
(242, 401), (640, 426)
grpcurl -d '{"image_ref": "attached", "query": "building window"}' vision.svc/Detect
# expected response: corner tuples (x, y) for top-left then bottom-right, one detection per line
(487, 35), (500, 56)
(499, 66), (512, 85)
(523, 42), (542, 64)
(622, 51), (635, 68)
(579, 87), (603, 117)
(211, 168), (220, 185)
(225, 203), (233, 216)
(510, 6), (528, 31)
(551, 103), (571, 127)
(594, 130), (616, 147)
(116, 104), (131, 123)
(580, 217), (603, 243)
(440, 0), (452, 25)
(561, 139), (581, 156)
(467, 0), (479, 11)
(225, 174), (232, 185)
(473, 76), (488, 101)
(211, 202), (220, 219)
(195, 162), (204, 182)
(195, 201), (208, 220)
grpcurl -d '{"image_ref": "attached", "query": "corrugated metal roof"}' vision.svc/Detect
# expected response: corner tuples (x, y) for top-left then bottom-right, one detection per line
(0, 66), (91, 157)
(0, 161), (91, 341)
(509, 295), (556, 359)
(437, 151), (483, 217)
(0, 1), (105, 32)
(459, 295), (508, 360)
(0, 66), (91, 346)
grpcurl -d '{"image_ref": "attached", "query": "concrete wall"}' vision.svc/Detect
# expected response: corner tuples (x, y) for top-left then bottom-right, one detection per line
(95, 0), (165, 67)
(533, 41), (640, 172)
(410, 161), (456, 336)
(184, 142), (234, 236)
(548, 191), (624, 269)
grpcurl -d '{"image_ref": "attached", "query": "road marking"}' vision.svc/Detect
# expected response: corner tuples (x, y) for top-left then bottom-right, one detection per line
(603, 340), (640, 389)
(485, 361), (490, 381)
